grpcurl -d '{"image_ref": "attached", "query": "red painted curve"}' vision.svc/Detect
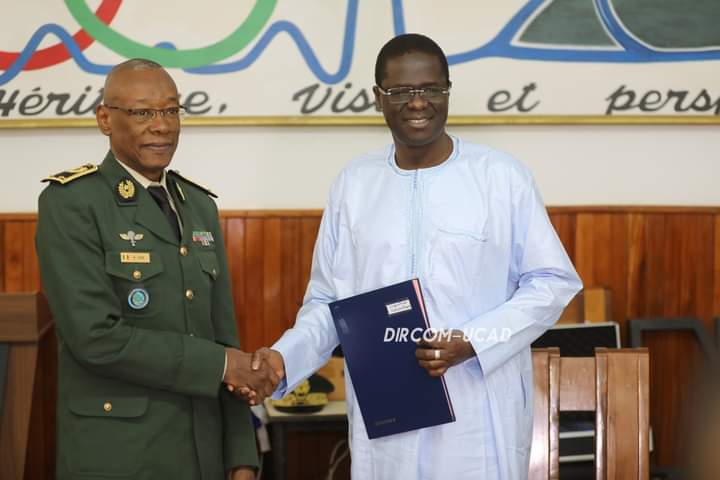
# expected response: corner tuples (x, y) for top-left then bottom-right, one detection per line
(0, 0), (122, 70)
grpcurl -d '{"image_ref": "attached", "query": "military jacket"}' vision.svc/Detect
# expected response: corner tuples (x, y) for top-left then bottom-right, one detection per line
(36, 152), (257, 480)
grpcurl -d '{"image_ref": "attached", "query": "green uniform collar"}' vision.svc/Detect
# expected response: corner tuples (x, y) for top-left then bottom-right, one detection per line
(98, 152), (182, 245)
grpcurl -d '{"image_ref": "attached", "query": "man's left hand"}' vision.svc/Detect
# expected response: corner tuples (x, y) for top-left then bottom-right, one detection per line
(416, 329), (476, 377)
(229, 466), (255, 480)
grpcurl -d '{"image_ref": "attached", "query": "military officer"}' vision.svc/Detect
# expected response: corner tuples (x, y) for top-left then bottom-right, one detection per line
(35, 59), (276, 480)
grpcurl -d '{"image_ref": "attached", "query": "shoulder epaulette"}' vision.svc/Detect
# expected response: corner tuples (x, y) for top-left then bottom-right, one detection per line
(42, 164), (98, 184)
(168, 170), (218, 198)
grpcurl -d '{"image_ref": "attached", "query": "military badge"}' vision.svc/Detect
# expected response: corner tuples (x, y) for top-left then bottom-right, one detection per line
(128, 287), (150, 310)
(43, 164), (98, 184)
(117, 178), (136, 201)
(119, 230), (144, 247)
(192, 231), (214, 246)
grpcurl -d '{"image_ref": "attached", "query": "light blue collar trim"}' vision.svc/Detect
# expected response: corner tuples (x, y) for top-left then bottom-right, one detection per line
(386, 135), (460, 176)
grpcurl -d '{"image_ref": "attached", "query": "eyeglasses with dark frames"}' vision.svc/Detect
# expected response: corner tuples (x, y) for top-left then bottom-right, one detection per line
(376, 86), (450, 105)
(103, 105), (186, 122)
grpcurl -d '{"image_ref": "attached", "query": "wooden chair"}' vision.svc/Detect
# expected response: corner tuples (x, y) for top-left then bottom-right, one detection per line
(530, 348), (650, 480)
(529, 348), (560, 480)
(0, 292), (56, 480)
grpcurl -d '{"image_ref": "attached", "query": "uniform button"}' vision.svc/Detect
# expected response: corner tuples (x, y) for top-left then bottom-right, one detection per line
(132, 270), (142, 280)
(212, 268), (217, 277)
(103, 402), (112, 412)
(189, 333), (195, 337)
(180, 246), (188, 256)
(185, 289), (194, 300)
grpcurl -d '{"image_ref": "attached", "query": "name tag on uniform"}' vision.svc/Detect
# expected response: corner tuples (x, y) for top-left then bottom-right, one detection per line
(120, 252), (151, 263)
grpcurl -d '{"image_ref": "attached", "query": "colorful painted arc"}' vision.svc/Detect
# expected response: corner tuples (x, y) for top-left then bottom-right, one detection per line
(65, 0), (277, 68)
(0, 0), (121, 70)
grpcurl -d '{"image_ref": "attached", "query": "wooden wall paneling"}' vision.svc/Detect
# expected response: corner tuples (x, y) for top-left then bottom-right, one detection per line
(627, 213), (674, 318)
(3, 222), (27, 293)
(225, 218), (248, 349)
(676, 214), (714, 325)
(627, 214), (714, 321)
(299, 217), (321, 297)
(262, 218), (284, 346)
(244, 219), (266, 352)
(279, 218), (302, 335)
(0, 221), (5, 292)
(548, 213), (576, 264)
(714, 214), (720, 318)
(642, 330), (704, 467)
(626, 213), (715, 468)
(24, 222), (40, 293)
(1, 221), (40, 293)
(574, 213), (628, 332)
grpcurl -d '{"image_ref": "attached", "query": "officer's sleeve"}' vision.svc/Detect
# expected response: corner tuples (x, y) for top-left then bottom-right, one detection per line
(36, 184), (225, 398)
(205, 201), (259, 470)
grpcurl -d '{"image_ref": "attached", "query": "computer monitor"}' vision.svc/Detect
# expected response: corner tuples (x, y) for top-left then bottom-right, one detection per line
(532, 321), (621, 355)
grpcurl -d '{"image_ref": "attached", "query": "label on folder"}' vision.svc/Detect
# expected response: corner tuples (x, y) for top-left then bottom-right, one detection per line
(330, 279), (455, 439)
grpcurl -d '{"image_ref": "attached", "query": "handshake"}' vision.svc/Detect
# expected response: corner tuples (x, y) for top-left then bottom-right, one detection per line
(222, 347), (285, 405)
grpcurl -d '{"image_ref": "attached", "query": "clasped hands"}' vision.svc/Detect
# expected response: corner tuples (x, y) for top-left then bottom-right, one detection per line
(223, 347), (285, 405)
(222, 329), (472, 403)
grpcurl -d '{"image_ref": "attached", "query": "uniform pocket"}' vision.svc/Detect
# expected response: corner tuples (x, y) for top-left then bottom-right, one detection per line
(105, 251), (165, 318)
(197, 251), (220, 280)
(104, 251), (164, 281)
(66, 389), (149, 476)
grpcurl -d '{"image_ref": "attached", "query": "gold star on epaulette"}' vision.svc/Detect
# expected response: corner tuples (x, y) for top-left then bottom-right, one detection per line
(168, 170), (217, 198)
(43, 164), (98, 184)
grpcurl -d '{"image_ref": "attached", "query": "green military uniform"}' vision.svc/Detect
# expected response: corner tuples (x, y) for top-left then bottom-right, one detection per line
(36, 152), (258, 480)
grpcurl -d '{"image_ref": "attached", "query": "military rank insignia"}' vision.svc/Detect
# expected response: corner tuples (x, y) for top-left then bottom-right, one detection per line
(192, 231), (214, 246)
(116, 177), (137, 202)
(128, 287), (150, 310)
(119, 230), (144, 247)
(43, 164), (98, 184)
(175, 182), (186, 202)
(168, 170), (218, 198)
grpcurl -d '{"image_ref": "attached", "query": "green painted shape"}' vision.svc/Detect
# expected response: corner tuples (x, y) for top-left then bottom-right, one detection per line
(65, 0), (277, 68)
(520, 0), (615, 46)
(613, 0), (720, 48)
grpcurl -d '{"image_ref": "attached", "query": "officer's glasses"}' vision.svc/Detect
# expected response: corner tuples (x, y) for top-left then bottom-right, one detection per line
(376, 86), (450, 105)
(104, 105), (186, 122)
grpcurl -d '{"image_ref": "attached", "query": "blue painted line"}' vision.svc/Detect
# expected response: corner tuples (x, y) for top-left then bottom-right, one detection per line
(594, 0), (653, 54)
(445, 0), (720, 64)
(391, 0), (406, 35)
(187, 0), (359, 84)
(0, 23), (113, 85)
(2, 0), (719, 88)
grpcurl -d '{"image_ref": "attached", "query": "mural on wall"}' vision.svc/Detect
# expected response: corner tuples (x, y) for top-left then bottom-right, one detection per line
(1, 0), (719, 124)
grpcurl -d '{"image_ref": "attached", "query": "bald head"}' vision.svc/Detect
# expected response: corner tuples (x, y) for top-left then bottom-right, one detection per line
(103, 58), (175, 105)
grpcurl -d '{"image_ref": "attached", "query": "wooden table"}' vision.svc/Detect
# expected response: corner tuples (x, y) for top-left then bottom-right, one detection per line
(264, 399), (348, 480)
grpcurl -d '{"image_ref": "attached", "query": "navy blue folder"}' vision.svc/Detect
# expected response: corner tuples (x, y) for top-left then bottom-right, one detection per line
(330, 279), (455, 439)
